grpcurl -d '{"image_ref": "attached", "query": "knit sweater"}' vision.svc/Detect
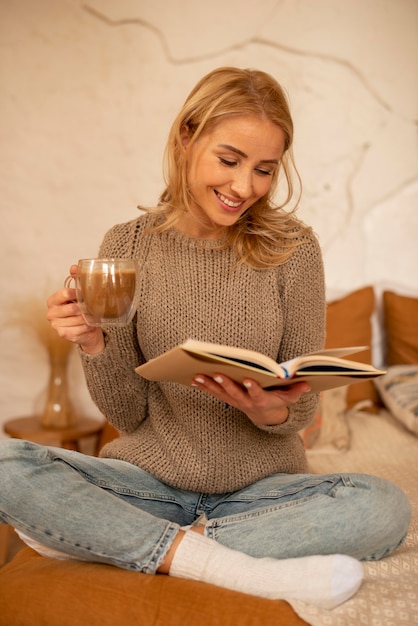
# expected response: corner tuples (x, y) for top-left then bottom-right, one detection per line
(80, 212), (326, 494)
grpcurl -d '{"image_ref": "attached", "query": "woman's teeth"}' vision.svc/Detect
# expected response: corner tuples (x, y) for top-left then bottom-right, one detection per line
(216, 192), (242, 208)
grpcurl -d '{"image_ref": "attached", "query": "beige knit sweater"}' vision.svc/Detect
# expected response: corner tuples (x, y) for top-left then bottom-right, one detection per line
(80, 212), (325, 493)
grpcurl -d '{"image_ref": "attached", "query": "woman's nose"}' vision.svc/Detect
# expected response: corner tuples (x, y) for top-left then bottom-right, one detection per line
(230, 169), (253, 198)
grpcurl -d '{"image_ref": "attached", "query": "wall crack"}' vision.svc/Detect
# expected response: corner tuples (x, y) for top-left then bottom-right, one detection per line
(82, 3), (411, 122)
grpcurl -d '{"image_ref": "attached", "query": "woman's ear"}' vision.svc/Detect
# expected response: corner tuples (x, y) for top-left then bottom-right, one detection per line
(180, 124), (191, 149)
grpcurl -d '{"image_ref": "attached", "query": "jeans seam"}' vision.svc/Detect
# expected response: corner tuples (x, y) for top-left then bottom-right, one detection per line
(208, 492), (325, 527)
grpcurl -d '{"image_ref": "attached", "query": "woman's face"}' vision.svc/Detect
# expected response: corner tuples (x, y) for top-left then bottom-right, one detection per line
(179, 114), (286, 238)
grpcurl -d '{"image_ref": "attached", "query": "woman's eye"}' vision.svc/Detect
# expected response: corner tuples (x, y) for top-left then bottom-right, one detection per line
(255, 168), (273, 176)
(219, 157), (273, 176)
(219, 157), (237, 167)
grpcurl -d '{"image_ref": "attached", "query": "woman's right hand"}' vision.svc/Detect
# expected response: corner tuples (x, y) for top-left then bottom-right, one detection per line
(46, 272), (105, 355)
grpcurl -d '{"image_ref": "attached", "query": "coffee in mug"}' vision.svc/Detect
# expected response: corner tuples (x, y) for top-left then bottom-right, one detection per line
(65, 258), (139, 326)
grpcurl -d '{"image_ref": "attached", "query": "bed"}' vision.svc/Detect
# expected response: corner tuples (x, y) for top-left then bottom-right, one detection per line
(1, 286), (417, 625)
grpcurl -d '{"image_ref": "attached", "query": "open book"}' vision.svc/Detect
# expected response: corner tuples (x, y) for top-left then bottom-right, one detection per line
(135, 339), (386, 393)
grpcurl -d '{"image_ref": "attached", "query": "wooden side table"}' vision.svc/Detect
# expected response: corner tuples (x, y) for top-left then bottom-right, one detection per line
(3, 416), (105, 451)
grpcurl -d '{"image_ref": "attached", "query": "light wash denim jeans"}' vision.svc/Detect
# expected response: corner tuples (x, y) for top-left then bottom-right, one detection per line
(0, 439), (411, 573)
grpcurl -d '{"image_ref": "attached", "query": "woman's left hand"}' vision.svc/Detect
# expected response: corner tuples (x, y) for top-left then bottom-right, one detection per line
(191, 373), (310, 426)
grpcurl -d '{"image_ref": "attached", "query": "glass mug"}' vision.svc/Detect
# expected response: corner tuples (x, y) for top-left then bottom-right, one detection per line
(64, 258), (139, 327)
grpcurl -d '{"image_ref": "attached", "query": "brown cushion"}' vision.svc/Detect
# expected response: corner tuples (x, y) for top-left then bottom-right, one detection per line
(383, 291), (418, 365)
(0, 548), (308, 626)
(325, 286), (380, 411)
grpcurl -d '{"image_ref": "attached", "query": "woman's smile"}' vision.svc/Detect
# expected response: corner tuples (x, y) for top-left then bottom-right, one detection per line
(214, 190), (245, 211)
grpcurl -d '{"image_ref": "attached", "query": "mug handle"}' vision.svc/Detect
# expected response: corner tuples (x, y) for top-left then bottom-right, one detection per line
(64, 275), (75, 288)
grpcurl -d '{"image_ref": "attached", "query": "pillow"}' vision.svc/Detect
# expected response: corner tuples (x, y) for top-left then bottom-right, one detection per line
(301, 386), (351, 453)
(0, 548), (306, 626)
(383, 291), (418, 365)
(375, 365), (418, 436)
(300, 403), (322, 449)
(325, 286), (380, 411)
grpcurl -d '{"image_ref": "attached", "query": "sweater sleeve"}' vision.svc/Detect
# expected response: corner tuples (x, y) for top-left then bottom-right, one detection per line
(78, 219), (149, 433)
(257, 232), (326, 435)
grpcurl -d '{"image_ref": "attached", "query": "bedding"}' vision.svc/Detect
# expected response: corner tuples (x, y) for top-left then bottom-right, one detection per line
(375, 365), (418, 436)
(1, 285), (417, 625)
(301, 386), (351, 453)
(292, 408), (418, 626)
(0, 551), (307, 626)
(1, 405), (416, 626)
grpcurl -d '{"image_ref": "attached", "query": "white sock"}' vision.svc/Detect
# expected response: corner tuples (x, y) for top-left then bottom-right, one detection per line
(169, 531), (363, 610)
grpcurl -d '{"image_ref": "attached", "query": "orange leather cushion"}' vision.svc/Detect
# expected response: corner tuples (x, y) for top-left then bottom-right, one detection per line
(325, 286), (379, 411)
(383, 291), (418, 365)
(0, 548), (308, 626)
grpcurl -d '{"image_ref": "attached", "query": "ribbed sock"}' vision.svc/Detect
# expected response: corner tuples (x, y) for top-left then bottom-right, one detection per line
(169, 531), (363, 610)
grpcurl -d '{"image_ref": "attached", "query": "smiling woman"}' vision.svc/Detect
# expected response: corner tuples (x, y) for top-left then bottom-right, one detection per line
(0, 66), (411, 613)
(155, 66), (308, 269)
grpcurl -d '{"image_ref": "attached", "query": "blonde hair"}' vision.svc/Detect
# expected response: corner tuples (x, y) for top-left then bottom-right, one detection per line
(146, 66), (311, 269)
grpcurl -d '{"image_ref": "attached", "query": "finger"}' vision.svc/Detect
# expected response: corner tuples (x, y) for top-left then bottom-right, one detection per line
(47, 302), (81, 325)
(241, 379), (311, 411)
(49, 312), (86, 331)
(192, 374), (227, 395)
(54, 323), (86, 342)
(192, 374), (242, 404)
(47, 288), (76, 308)
(270, 381), (311, 404)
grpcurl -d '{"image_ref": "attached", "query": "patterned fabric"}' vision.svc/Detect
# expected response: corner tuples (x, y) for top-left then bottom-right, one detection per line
(375, 365), (418, 435)
(290, 409), (418, 625)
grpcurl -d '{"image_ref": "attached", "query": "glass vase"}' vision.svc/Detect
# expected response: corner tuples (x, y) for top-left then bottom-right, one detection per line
(40, 344), (76, 429)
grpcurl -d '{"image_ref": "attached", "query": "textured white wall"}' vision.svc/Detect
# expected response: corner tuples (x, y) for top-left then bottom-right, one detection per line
(1, 0), (417, 434)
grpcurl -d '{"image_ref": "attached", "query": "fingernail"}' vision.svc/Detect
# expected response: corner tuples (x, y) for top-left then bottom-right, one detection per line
(214, 376), (223, 384)
(243, 381), (252, 389)
(194, 377), (205, 384)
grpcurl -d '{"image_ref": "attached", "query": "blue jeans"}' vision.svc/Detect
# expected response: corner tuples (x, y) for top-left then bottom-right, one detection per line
(0, 439), (411, 573)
